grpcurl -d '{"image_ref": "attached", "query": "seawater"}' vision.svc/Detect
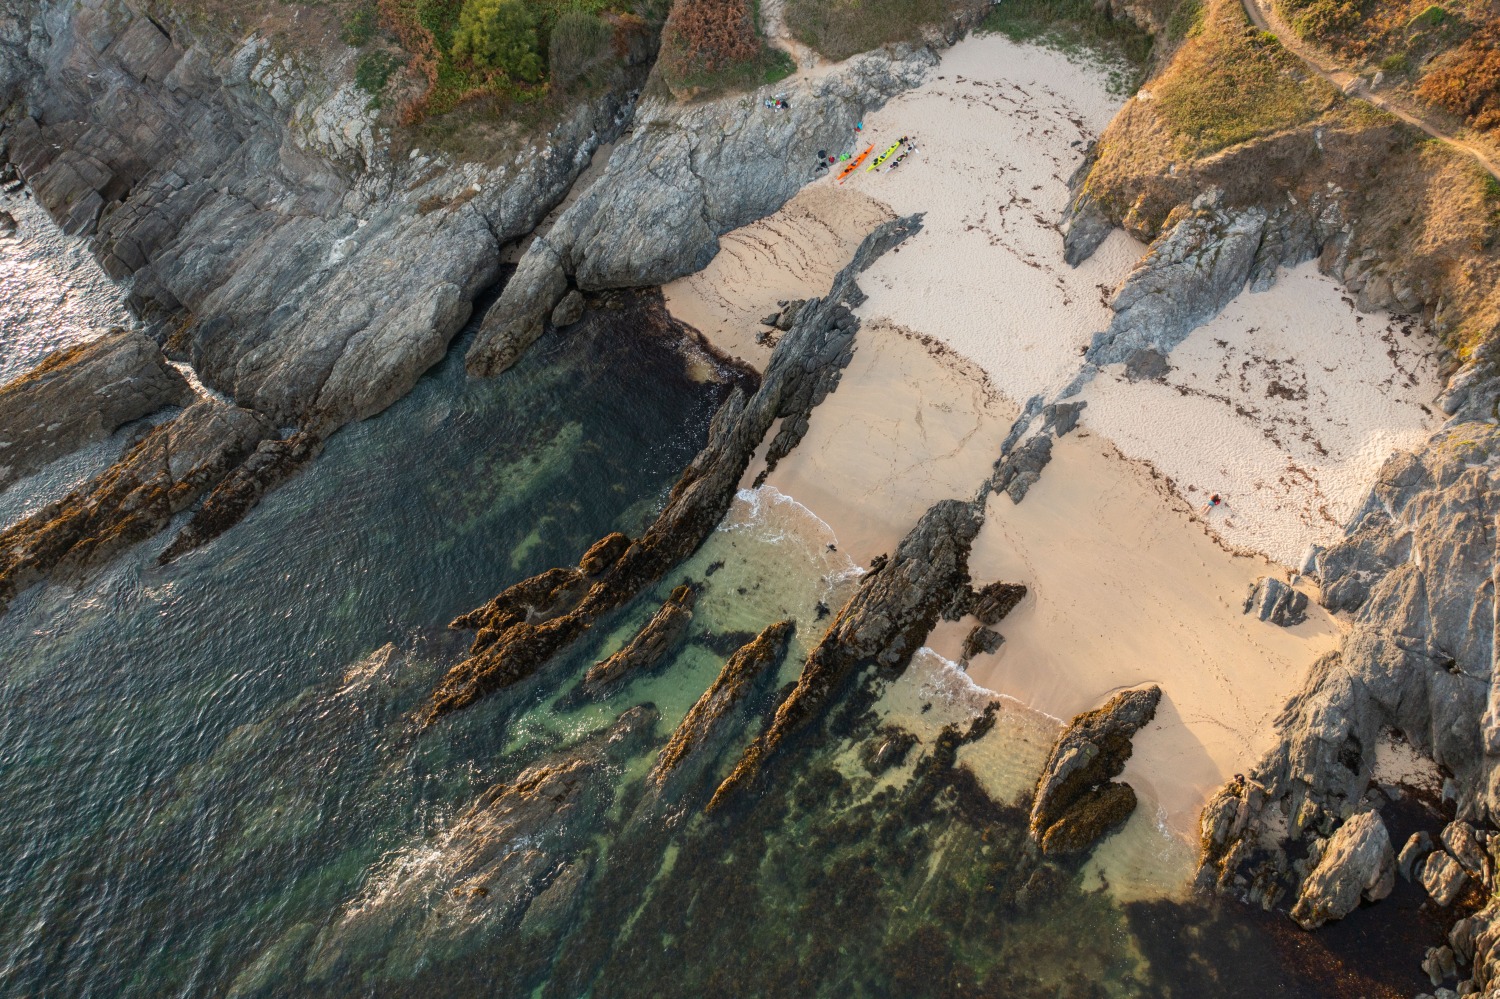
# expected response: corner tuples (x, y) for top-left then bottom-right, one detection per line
(0, 224), (1441, 999)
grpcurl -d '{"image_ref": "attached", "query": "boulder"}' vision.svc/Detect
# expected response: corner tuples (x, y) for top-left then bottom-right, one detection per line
(1029, 685), (1161, 856)
(1288, 810), (1395, 929)
(1243, 576), (1309, 627)
(1444, 821), (1488, 879)
(1420, 850), (1470, 907)
(1399, 830), (1434, 880)
(959, 625), (1003, 663)
(550, 289), (585, 328)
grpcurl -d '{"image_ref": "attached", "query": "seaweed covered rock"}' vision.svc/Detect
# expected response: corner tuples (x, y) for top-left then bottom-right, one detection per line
(582, 584), (698, 694)
(304, 706), (658, 983)
(0, 399), (269, 610)
(0, 329), (192, 490)
(648, 619), (793, 797)
(1289, 810), (1395, 929)
(709, 498), (982, 811)
(426, 217), (921, 722)
(159, 430), (324, 563)
(1030, 685), (1162, 856)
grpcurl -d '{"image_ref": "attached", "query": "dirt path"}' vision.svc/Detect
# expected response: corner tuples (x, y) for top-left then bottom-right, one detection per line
(1241, 0), (1500, 181)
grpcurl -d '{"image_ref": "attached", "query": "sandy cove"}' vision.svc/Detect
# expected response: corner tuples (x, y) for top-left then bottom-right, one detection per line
(664, 33), (1443, 890)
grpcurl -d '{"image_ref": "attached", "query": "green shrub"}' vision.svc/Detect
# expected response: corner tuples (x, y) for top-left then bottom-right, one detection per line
(355, 50), (402, 92)
(549, 9), (614, 85)
(1285, 0), (1360, 41)
(1165, 0), (1204, 43)
(1407, 4), (1448, 30)
(452, 0), (545, 79)
(342, 6), (379, 46)
(1379, 51), (1409, 74)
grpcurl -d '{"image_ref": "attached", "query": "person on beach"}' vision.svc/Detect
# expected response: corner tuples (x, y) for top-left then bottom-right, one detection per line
(1201, 493), (1222, 514)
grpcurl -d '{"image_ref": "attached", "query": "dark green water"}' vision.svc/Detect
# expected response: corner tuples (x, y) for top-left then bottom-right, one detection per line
(0, 295), (1443, 998)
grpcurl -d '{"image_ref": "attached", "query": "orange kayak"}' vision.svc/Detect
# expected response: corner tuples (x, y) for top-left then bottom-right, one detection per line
(836, 145), (874, 183)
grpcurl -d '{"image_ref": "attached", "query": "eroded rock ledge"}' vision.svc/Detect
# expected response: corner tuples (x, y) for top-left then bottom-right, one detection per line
(425, 215), (922, 723)
(0, 398), (268, 610)
(0, 328), (191, 490)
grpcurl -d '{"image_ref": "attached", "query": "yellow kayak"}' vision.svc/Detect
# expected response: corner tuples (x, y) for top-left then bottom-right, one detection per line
(868, 140), (903, 172)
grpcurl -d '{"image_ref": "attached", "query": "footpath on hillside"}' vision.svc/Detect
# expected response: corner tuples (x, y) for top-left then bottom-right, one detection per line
(1240, 0), (1500, 181)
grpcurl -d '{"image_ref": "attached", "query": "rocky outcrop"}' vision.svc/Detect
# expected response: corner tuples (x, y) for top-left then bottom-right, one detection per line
(304, 705), (658, 982)
(2, 0), (637, 430)
(0, 398), (268, 609)
(709, 497), (982, 811)
(1419, 850), (1470, 907)
(581, 584), (697, 694)
(158, 430), (323, 562)
(987, 401), (1085, 503)
(647, 619), (793, 795)
(425, 216), (921, 722)
(1289, 809), (1395, 929)
(465, 50), (935, 377)
(0, 328), (191, 490)
(1029, 685), (1161, 856)
(1243, 576), (1309, 627)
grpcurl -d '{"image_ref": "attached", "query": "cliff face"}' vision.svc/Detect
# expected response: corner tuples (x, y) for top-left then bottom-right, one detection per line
(2, 0), (632, 431)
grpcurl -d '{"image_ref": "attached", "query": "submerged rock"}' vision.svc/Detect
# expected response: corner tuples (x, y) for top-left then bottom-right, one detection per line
(1243, 576), (1309, 627)
(426, 217), (921, 722)
(305, 706), (657, 982)
(1030, 685), (1161, 856)
(0, 330), (192, 490)
(0, 399), (269, 610)
(1289, 810), (1395, 929)
(582, 584), (698, 694)
(709, 498), (982, 811)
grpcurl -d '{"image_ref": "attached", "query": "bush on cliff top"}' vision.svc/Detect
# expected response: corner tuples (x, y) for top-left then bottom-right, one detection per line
(452, 0), (546, 79)
(656, 0), (790, 98)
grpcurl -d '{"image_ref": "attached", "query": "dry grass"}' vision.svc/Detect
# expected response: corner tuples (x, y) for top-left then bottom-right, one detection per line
(785, 0), (954, 62)
(1152, 0), (1336, 155)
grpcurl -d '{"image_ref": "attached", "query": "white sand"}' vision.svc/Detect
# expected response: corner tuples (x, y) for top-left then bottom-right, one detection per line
(663, 32), (1445, 893)
(0, 188), (138, 383)
(1080, 265), (1442, 565)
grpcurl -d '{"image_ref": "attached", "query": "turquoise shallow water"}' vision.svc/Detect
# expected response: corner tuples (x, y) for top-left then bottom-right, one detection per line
(0, 291), (1445, 998)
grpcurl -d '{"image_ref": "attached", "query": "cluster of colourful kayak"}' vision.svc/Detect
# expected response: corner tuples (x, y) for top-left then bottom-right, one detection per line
(834, 136), (917, 184)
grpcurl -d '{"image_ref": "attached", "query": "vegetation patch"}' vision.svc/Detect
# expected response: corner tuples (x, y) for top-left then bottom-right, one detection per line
(786, 0), (955, 63)
(657, 0), (791, 99)
(1153, 0), (1334, 155)
(979, 0), (1157, 93)
(1417, 20), (1500, 131)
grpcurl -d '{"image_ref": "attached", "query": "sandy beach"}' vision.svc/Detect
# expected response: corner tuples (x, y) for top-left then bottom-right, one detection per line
(661, 31), (1440, 891)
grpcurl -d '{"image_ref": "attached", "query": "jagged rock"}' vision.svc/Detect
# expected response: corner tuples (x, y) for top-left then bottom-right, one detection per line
(1063, 193), (1114, 267)
(0, 330), (192, 490)
(768, 299), (807, 331)
(990, 433), (1052, 504)
(1243, 576), (1309, 627)
(465, 49), (936, 376)
(1421, 850), (1470, 907)
(1029, 686), (1161, 856)
(0, 209), (16, 236)
(1041, 401), (1085, 436)
(582, 584), (697, 693)
(648, 619), (793, 796)
(960, 625), (1003, 662)
(1400, 830), (1435, 880)
(1445, 820), (1488, 879)
(1288, 810), (1395, 929)
(427, 217), (921, 721)
(710, 498), (983, 810)
(971, 582), (1027, 625)
(1424, 945), (1459, 986)
(1086, 201), (1269, 368)
(158, 430), (323, 563)
(0, 399), (268, 610)
(304, 706), (657, 980)
(550, 290), (586, 328)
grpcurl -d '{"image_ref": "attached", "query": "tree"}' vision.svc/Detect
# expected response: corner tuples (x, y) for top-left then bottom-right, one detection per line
(452, 0), (545, 80)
